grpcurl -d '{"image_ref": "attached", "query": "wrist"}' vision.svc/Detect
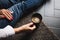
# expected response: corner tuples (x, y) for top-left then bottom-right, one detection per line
(14, 26), (24, 33)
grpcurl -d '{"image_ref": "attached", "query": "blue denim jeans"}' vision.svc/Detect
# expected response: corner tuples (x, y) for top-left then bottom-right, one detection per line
(0, 0), (43, 28)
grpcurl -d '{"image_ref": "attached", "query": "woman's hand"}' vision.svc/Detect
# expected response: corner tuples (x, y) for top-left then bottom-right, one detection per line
(0, 9), (13, 21)
(21, 22), (36, 30)
(14, 22), (36, 33)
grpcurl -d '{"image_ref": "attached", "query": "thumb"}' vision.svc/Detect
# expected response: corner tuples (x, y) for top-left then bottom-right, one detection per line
(0, 15), (5, 18)
(29, 25), (36, 30)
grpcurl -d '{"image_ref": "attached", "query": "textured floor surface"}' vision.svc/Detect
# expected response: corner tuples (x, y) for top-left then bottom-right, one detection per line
(0, 13), (60, 40)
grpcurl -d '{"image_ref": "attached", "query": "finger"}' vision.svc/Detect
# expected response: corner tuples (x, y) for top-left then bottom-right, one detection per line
(29, 25), (36, 30)
(27, 22), (33, 26)
(6, 10), (12, 18)
(0, 15), (5, 18)
(2, 11), (11, 20)
(6, 10), (13, 20)
(7, 10), (13, 17)
(5, 11), (12, 20)
(3, 10), (13, 20)
(1, 10), (10, 19)
(0, 9), (10, 20)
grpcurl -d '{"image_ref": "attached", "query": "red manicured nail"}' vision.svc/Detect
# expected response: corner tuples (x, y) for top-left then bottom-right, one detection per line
(9, 17), (13, 21)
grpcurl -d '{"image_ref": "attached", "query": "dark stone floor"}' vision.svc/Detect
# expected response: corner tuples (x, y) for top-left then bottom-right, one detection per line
(0, 13), (60, 40)
(49, 28), (60, 39)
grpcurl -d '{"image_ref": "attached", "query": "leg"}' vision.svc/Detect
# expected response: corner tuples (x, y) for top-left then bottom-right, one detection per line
(0, 0), (24, 8)
(9, 0), (44, 27)
(0, 0), (43, 28)
(24, 0), (43, 9)
(0, 3), (26, 28)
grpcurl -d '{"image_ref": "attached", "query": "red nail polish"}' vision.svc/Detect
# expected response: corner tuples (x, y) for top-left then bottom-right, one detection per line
(9, 17), (13, 21)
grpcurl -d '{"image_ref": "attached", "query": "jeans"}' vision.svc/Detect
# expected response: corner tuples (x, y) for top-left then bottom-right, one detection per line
(0, 0), (43, 28)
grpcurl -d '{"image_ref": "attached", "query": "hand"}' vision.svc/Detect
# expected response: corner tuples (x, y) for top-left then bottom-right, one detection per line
(20, 22), (36, 31)
(14, 22), (36, 33)
(0, 9), (13, 21)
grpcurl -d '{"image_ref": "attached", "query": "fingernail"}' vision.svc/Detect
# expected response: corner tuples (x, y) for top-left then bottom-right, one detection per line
(10, 17), (13, 21)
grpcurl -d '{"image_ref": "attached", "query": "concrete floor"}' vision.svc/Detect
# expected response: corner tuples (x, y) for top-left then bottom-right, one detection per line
(36, 0), (60, 38)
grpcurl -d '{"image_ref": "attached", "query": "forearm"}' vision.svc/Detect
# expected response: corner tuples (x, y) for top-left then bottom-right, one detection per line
(0, 25), (24, 38)
(14, 26), (24, 33)
(0, 22), (36, 38)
